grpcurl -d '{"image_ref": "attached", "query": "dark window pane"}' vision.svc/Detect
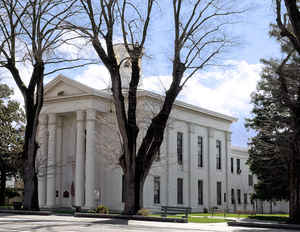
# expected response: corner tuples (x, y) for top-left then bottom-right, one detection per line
(237, 189), (241, 204)
(177, 132), (183, 165)
(244, 193), (247, 204)
(217, 182), (222, 205)
(237, 159), (241, 174)
(216, 140), (221, 169)
(154, 176), (160, 204)
(231, 157), (234, 173)
(177, 178), (183, 204)
(198, 136), (203, 167)
(198, 180), (203, 205)
(122, 175), (125, 202)
(248, 175), (253, 186)
(231, 188), (235, 204)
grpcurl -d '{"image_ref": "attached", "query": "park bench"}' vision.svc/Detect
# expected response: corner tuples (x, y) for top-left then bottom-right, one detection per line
(161, 206), (192, 220)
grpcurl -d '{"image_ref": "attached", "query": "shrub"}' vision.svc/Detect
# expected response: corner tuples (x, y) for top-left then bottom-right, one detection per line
(137, 208), (150, 216)
(203, 208), (208, 213)
(95, 205), (109, 214)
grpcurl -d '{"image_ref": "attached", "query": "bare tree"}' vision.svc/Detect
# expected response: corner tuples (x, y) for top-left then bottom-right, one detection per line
(0, 0), (90, 210)
(68, 0), (242, 214)
(274, 0), (300, 223)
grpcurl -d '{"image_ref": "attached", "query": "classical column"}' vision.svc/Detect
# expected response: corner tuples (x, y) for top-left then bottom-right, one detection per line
(85, 109), (96, 209)
(46, 113), (56, 208)
(38, 114), (48, 207)
(56, 117), (63, 206)
(207, 127), (215, 209)
(75, 111), (85, 207)
(187, 123), (194, 207)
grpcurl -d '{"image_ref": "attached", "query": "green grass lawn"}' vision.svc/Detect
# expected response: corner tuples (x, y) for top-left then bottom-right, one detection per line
(188, 217), (227, 223)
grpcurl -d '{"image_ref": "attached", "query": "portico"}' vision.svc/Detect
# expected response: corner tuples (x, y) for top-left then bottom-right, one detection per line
(37, 75), (110, 209)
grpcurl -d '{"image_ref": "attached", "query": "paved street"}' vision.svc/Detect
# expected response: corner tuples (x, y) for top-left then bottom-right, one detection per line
(0, 214), (292, 232)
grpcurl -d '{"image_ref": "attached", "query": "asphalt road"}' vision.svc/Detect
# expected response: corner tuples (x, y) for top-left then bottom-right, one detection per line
(0, 214), (292, 232)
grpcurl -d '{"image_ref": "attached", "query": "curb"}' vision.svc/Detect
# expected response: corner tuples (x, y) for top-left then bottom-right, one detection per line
(0, 209), (51, 216)
(74, 213), (186, 223)
(228, 221), (300, 230)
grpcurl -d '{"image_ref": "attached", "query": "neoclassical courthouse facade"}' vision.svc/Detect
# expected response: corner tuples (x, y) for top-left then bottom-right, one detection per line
(36, 47), (288, 213)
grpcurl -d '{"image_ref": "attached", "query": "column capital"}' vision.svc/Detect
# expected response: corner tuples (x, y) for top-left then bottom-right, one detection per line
(48, 113), (56, 125)
(86, 109), (96, 121)
(208, 127), (215, 138)
(76, 110), (85, 121)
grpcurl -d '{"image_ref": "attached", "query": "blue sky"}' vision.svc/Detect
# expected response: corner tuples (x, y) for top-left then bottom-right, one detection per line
(2, 0), (283, 148)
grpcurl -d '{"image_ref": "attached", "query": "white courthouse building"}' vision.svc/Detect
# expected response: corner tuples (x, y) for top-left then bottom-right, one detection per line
(36, 45), (288, 213)
(36, 74), (272, 213)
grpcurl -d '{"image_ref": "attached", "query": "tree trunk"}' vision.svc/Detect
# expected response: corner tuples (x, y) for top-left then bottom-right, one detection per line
(21, 64), (44, 211)
(22, 135), (39, 210)
(0, 171), (6, 206)
(289, 158), (300, 223)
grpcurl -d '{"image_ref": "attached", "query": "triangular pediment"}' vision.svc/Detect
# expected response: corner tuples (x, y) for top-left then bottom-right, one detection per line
(44, 74), (99, 98)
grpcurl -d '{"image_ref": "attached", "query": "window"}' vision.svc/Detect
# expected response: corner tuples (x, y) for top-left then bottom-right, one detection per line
(197, 136), (203, 167)
(231, 188), (235, 204)
(154, 176), (160, 204)
(244, 193), (248, 204)
(237, 159), (241, 174)
(248, 175), (253, 186)
(177, 132), (183, 165)
(231, 157), (234, 173)
(121, 175), (125, 202)
(216, 140), (222, 169)
(155, 149), (160, 162)
(217, 182), (222, 205)
(198, 180), (203, 205)
(177, 178), (183, 204)
(224, 193), (227, 202)
(237, 189), (241, 204)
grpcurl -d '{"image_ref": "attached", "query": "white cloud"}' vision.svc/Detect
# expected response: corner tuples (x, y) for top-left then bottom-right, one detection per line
(74, 64), (111, 90)
(142, 60), (262, 117)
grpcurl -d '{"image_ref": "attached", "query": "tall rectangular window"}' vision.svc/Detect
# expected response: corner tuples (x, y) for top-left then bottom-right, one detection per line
(217, 182), (222, 205)
(224, 193), (227, 202)
(121, 175), (125, 202)
(244, 193), (248, 204)
(237, 159), (241, 174)
(154, 176), (160, 204)
(237, 189), (241, 204)
(231, 157), (234, 173)
(177, 132), (183, 165)
(216, 140), (222, 169)
(197, 136), (203, 167)
(248, 175), (253, 186)
(177, 178), (183, 204)
(231, 188), (235, 204)
(198, 180), (203, 205)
